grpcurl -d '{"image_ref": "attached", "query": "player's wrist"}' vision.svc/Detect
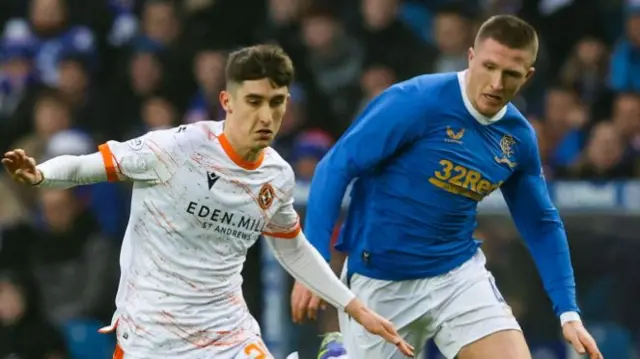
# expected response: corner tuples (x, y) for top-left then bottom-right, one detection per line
(344, 297), (366, 317)
(32, 169), (45, 186)
(559, 311), (581, 326)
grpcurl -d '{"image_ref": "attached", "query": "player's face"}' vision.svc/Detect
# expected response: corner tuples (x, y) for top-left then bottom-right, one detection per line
(467, 38), (535, 116)
(220, 79), (289, 150)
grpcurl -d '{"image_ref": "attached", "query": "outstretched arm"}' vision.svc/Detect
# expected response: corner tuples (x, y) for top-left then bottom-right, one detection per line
(2, 149), (107, 188)
(2, 125), (202, 188)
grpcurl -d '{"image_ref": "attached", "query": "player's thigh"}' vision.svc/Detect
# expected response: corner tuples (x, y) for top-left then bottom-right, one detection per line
(234, 338), (274, 359)
(431, 251), (524, 359)
(339, 270), (432, 358)
(457, 329), (531, 359)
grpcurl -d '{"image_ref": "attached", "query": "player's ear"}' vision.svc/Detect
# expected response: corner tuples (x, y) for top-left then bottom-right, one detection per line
(525, 67), (535, 82)
(467, 47), (475, 64)
(219, 90), (231, 112)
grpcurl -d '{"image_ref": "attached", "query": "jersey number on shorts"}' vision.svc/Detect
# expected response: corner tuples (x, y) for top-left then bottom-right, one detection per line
(244, 342), (268, 359)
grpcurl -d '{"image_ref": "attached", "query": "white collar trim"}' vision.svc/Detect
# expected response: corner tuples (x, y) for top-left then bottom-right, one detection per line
(457, 70), (507, 125)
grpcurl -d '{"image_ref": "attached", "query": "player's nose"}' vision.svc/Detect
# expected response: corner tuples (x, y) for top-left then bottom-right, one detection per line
(258, 107), (272, 125)
(489, 73), (504, 91)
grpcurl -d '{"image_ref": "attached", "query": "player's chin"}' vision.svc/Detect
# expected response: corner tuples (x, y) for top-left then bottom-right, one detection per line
(252, 135), (274, 148)
(478, 96), (506, 115)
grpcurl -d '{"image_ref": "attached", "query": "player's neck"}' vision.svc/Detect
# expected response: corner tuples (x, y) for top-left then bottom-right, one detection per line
(222, 127), (263, 163)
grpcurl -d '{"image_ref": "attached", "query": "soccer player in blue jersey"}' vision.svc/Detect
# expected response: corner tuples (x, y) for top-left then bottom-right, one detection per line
(291, 15), (603, 359)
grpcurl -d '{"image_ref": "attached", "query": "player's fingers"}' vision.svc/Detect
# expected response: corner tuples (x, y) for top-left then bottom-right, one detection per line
(26, 156), (36, 168)
(568, 334), (586, 355)
(580, 334), (602, 359)
(380, 329), (414, 358)
(292, 291), (311, 324)
(14, 149), (25, 158)
(307, 295), (322, 321)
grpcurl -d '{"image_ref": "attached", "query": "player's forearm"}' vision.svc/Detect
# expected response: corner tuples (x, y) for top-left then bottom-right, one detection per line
(305, 157), (352, 261)
(504, 174), (579, 319)
(265, 233), (355, 310)
(36, 153), (108, 188)
(523, 221), (579, 317)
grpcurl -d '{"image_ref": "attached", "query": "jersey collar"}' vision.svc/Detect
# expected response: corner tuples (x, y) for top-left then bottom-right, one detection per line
(457, 70), (507, 125)
(218, 132), (265, 170)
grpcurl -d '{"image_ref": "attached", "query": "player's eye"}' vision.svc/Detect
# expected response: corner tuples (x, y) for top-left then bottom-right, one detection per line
(270, 99), (285, 107)
(484, 63), (495, 70)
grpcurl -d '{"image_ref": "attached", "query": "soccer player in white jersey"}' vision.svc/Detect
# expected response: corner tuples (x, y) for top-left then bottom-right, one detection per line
(2, 45), (414, 359)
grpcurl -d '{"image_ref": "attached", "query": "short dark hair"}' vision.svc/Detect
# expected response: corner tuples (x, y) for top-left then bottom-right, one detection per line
(225, 44), (294, 89)
(475, 15), (538, 55)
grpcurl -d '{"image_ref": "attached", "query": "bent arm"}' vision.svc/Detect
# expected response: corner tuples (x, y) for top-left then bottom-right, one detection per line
(264, 233), (355, 310)
(36, 153), (110, 189)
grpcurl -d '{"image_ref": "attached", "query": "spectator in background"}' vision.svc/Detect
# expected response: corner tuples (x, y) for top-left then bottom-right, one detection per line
(140, 96), (178, 131)
(300, 6), (363, 133)
(611, 93), (640, 156)
(2, 0), (97, 87)
(0, 271), (67, 359)
(536, 87), (587, 177)
(111, 47), (165, 138)
(558, 121), (635, 179)
(42, 130), (128, 239)
(29, 189), (118, 325)
(356, 0), (436, 80)
(291, 129), (334, 182)
(271, 84), (308, 161)
(12, 91), (72, 165)
(0, 38), (37, 121)
(610, 5), (640, 93)
(559, 36), (612, 120)
(56, 54), (110, 141)
(184, 48), (226, 124)
(432, 5), (474, 73)
(0, 37), (38, 153)
(357, 64), (396, 113)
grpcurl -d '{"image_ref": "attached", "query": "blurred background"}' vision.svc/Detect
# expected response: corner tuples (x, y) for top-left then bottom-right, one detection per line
(0, 0), (639, 358)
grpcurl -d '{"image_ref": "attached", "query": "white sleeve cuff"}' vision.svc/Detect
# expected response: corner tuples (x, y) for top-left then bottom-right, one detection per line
(264, 233), (355, 310)
(560, 311), (581, 326)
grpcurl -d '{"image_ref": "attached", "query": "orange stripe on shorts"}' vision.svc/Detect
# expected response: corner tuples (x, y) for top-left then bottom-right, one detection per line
(113, 344), (124, 359)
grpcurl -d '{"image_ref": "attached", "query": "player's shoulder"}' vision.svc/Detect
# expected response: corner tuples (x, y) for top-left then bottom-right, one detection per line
(392, 72), (459, 98)
(262, 147), (296, 186)
(503, 103), (538, 147)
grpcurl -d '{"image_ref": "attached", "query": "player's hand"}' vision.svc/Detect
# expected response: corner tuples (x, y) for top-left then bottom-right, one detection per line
(345, 298), (415, 358)
(562, 321), (603, 359)
(291, 281), (327, 324)
(2, 149), (42, 186)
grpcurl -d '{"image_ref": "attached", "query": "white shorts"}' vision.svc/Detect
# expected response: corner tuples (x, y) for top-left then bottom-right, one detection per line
(338, 249), (520, 359)
(113, 336), (272, 359)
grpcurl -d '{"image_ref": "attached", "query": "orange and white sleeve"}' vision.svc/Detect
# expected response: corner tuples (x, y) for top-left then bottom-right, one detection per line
(262, 170), (302, 239)
(98, 125), (199, 183)
(36, 125), (200, 188)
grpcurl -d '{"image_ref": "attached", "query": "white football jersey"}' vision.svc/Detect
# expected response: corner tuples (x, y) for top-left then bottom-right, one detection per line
(98, 121), (300, 358)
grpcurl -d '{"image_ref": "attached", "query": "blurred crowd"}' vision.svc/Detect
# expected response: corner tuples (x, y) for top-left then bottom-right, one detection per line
(1, 0), (640, 358)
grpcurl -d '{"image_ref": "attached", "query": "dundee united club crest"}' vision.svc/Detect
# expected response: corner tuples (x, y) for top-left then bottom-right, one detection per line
(258, 183), (275, 210)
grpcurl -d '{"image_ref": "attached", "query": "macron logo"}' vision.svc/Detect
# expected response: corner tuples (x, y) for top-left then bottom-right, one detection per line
(207, 171), (220, 189)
